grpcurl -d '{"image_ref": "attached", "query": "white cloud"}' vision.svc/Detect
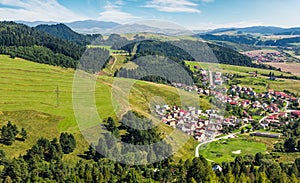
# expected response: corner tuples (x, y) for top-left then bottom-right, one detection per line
(144, 0), (200, 13)
(98, 1), (140, 23)
(0, 0), (87, 22)
(201, 0), (214, 3)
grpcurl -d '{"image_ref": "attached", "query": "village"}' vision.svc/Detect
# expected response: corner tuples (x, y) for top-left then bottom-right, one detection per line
(158, 67), (300, 142)
(242, 50), (299, 63)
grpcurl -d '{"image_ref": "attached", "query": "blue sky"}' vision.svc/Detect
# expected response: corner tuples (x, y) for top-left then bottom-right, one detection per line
(0, 0), (300, 29)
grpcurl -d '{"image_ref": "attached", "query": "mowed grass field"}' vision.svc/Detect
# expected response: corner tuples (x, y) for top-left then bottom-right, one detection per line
(199, 137), (267, 163)
(0, 55), (202, 161)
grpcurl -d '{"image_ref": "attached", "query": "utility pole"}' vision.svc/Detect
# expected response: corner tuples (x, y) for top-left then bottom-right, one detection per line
(56, 86), (59, 107)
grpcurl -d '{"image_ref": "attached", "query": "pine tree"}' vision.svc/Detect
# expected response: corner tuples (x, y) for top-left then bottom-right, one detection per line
(20, 128), (27, 141)
(59, 133), (76, 154)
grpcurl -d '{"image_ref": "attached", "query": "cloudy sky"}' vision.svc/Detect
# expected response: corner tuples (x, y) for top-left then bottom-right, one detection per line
(0, 0), (299, 30)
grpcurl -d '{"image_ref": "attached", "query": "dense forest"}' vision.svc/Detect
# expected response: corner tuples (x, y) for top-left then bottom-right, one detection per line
(0, 22), (84, 59)
(118, 39), (275, 84)
(1, 112), (300, 182)
(0, 22), (111, 69)
(198, 34), (259, 45)
(35, 24), (101, 46)
(199, 33), (300, 48)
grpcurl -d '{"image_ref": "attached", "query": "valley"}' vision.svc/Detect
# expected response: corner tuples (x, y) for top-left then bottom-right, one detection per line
(1, 19), (300, 182)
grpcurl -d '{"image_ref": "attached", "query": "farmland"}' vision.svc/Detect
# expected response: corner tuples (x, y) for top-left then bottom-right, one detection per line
(186, 61), (300, 94)
(265, 62), (300, 76)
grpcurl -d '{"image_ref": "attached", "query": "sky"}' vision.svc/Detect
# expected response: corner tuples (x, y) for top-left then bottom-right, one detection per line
(0, 0), (300, 30)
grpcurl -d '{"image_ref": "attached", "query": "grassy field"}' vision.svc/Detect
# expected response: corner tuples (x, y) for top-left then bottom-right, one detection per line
(0, 55), (202, 162)
(186, 61), (300, 94)
(199, 137), (267, 163)
(186, 61), (294, 77)
(88, 45), (128, 55)
(102, 55), (129, 76)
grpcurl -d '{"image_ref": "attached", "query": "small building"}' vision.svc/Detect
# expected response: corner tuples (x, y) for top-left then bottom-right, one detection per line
(251, 132), (281, 138)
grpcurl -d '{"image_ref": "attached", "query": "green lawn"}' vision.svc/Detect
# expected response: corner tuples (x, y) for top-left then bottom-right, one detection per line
(199, 137), (267, 163)
(0, 55), (201, 161)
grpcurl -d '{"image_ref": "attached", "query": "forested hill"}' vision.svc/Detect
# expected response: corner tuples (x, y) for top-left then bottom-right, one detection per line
(122, 40), (254, 67)
(35, 24), (101, 46)
(0, 21), (110, 69)
(0, 21), (84, 59)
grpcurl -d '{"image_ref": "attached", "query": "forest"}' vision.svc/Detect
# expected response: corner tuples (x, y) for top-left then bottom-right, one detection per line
(1, 112), (300, 182)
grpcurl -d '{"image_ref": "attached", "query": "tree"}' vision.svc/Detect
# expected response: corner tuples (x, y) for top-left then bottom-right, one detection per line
(241, 128), (245, 134)
(59, 133), (76, 154)
(284, 138), (296, 152)
(20, 128), (27, 141)
(255, 152), (264, 166)
(1, 121), (19, 145)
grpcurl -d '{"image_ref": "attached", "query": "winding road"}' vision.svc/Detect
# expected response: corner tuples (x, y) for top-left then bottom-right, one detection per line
(195, 100), (293, 158)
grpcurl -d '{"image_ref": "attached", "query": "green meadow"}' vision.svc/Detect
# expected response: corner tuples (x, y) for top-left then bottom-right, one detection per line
(0, 55), (202, 162)
(199, 137), (267, 163)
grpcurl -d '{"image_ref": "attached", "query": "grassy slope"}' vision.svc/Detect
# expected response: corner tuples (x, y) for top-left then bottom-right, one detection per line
(0, 55), (201, 161)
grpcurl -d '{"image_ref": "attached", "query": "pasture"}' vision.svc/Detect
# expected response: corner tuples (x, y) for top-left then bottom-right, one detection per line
(0, 55), (201, 161)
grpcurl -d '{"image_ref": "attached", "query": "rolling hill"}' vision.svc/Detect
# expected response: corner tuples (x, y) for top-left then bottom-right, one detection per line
(0, 54), (201, 161)
(35, 24), (100, 46)
(206, 26), (300, 35)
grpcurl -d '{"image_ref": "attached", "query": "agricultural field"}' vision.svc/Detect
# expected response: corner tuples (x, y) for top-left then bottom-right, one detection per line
(265, 62), (300, 76)
(199, 136), (267, 163)
(0, 55), (201, 161)
(186, 61), (300, 94)
(186, 61), (294, 77)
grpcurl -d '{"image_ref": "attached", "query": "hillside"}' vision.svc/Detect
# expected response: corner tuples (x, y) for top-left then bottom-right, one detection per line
(35, 24), (100, 46)
(206, 26), (300, 35)
(0, 55), (201, 161)
(0, 21), (91, 68)
(121, 39), (259, 66)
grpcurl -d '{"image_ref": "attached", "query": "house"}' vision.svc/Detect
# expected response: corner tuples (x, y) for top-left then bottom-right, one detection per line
(292, 111), (300, 118)
(251, 132), (281, 138)
(213, 165), (223, 172)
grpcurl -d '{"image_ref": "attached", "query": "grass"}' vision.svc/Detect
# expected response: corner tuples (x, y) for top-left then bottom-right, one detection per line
(186, 61), (294, 77)
(102, 55), (129, 76)
(0, 55), (202, 162)
(87, 45), (128, 55)
(186, 61), (300, 94)
(199, 137), (267, 163)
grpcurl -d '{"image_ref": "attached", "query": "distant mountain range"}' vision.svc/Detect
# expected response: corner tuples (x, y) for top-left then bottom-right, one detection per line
(17, 20), (192, 35)
(206, 26), (300, 35)
(16, 20), (300, 36)
(17, 20), (120, 34)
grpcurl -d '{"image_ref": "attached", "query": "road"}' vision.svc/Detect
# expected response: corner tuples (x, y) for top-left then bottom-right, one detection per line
(111, 56), (118, 72)
(258, 100), (291, 124)
(195, 100), (293, 158)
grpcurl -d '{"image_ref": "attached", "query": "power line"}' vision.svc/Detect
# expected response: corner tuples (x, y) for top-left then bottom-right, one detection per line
(56, 86), (59, 107)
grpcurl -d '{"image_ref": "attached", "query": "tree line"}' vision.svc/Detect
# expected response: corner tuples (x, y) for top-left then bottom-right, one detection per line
(2, 112), (300, 182)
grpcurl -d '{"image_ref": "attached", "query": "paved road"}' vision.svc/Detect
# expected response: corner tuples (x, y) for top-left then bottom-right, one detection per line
(195, 100), (296, 158)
